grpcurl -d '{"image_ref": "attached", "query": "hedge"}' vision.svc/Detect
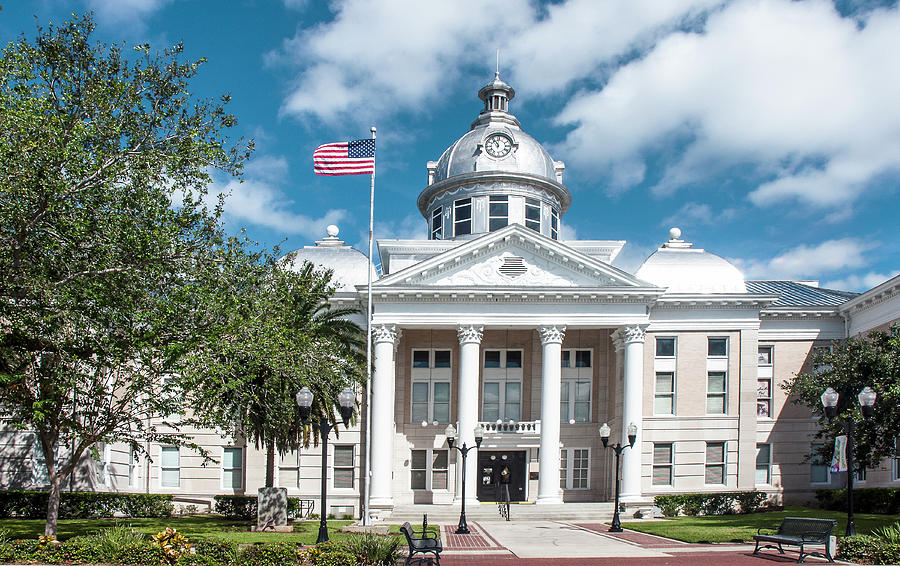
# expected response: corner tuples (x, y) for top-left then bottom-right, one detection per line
(816, 488), (900, 515)
(212, 495), (305, 520)
(0, 491), (174, 519)
(654, 490), (768, 516)
(839, 534), (900, 565)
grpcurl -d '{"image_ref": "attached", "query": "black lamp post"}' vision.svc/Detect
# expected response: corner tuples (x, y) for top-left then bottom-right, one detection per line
(600, 421), (637, 533)
(820, 385), (876, 537)
(296, 386), (356, 544)
(445, 423), (484, 535)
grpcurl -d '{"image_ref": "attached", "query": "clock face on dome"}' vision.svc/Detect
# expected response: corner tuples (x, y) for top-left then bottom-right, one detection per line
(484, 133), (513, 158)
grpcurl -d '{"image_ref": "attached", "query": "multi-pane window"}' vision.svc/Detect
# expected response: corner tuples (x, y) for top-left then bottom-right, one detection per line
(411, 350), (451, 424)
(277, 452), (300, 489)
(410, 449), (448, 490)
(707, 372), (727, 414)
(652, 443), (674, 486)
(655, 337), (676, 357)
(758, 346), (773, 418)
(160, 446), (180, 488)
(431, 208), (442, 240)
(654, 372), (675, 415)
(333, 446), (355, 489)
(454, 198), (472, 236)
(525, 198), (541, 232)
(561, 349), (591, 423)
(756, 443), (771, 485)
(550, 208), (559, 240)
(705, 442), (726, 485)
(222, 447), (243, 489)
(708, 337), (728, 357)
(560, 448), (589, 489)
(856, 466), (867, 483)
(810, 443), (829, 484)
(489, 195), (509, 232)
(483, 350), (523, 422)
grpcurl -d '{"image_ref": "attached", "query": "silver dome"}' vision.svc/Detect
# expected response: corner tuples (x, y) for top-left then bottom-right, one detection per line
(282, 227), (376, 293)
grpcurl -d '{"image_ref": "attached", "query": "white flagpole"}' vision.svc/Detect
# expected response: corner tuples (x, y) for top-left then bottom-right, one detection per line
(362, 126), (376, 526)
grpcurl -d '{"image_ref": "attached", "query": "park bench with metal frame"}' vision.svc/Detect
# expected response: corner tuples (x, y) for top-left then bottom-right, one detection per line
(400, 515), (442, 566)
(752, 517), (837, 563)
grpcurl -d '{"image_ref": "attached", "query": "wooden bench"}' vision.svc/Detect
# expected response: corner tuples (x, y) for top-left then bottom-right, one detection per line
(400, 516), (442, 566)
(753, 517), (837, 563)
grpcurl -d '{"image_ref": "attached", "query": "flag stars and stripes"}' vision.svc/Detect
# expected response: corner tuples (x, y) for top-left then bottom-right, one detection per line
(313, 139), (375, 176)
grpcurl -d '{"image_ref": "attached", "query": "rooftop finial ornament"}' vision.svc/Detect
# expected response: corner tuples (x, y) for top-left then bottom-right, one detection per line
(669, 227), (682, 241)
(326, 224), (339, 238)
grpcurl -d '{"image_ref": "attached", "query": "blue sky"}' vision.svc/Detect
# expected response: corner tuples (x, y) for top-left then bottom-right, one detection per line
(4, 0), (899, 291)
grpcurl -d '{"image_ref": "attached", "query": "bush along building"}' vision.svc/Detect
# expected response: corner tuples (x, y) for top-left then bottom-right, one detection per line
(3, 74), (899, 519)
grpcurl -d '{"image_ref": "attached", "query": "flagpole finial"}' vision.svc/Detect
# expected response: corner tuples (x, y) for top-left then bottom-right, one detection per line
(371, 126), (376, 137)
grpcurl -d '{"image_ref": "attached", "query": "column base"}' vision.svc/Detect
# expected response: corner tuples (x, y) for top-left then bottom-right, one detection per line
(620, 494), (646, 503)
(536, 496), (563, 505)
(369, 497), (394, 508)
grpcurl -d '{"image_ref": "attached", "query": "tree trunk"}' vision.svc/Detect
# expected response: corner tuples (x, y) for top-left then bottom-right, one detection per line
(265, 440), (275, 488)
(45, 471), (61, 537)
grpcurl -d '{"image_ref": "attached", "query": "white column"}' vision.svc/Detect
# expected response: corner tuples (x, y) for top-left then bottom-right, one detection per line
(369, 324), (399, 508)
(455, 324), (483, 503)
(537, 325), (565, 504)
(620, 324), (646, 502)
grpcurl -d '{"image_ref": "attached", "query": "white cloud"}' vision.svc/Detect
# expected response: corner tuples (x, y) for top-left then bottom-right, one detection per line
(553, 0), (900, 208)
(734, 238), (877, 280)
(559, 223), (578, 240)
(86, 0), (171, 28)
(661, 202), (738, 227)
(824, 270), (900, 292)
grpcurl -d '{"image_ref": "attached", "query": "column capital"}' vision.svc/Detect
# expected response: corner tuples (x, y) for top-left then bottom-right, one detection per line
(539, 325), (566, 345)
(612, 324), (647, 347)
(372, 324), (400, 344)
(457, 324), (484, 345)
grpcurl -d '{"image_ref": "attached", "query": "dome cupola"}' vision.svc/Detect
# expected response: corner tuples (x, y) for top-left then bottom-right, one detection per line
(635, 228), (747, 294)
(419, 74), (571, 241)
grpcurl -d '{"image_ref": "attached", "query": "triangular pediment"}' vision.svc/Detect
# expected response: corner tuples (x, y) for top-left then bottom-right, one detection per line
(374, 224), (654, 289)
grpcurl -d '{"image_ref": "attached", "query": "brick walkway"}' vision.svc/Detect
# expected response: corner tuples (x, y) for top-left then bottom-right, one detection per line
(441, 523), (508, 552)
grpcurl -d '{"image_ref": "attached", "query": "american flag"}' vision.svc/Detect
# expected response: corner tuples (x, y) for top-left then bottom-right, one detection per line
(313, 139), (376, 176)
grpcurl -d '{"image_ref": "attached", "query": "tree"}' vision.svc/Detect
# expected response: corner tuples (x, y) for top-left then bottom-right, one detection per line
(185, 255), (366, 487)
(0, 15), (250, 535)
(785, 325), (900, 470)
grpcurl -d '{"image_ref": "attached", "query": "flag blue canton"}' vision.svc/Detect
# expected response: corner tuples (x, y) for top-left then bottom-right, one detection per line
(348, 139), (376, 158)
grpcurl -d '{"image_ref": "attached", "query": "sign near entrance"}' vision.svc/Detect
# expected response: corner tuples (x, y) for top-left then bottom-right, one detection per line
(477, 451), (527, 502)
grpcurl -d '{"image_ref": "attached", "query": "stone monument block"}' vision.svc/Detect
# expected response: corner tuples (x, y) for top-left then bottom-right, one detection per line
(257, 487), (288, 531)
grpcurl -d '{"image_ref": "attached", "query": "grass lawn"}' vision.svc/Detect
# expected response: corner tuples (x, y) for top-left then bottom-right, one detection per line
(621, 506), (900, 543)
(0, 517), (404, 545)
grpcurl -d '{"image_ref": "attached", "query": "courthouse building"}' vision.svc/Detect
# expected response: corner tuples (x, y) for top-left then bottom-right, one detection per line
(3, 74), (899, 518)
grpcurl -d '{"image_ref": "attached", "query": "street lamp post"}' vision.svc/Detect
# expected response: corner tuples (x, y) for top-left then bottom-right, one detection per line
(820, 386), (876, 537)
(296, 386), (356, 544)
(600, 421), (638, 533)
(445, 423), (484, 535)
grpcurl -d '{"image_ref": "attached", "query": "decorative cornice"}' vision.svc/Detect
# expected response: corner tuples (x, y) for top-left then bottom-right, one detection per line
(372, 324), (399, 344)
(367, 288), (661, 304)
(839, 276), (900, 315)
(539, 325), (566, 345)
(457, 324), (484, 344)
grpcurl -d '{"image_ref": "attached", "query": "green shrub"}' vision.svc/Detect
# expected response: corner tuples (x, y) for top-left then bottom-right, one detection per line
(736, 490), (767, 513)
(343, 533), (403, 566)
(193, 538), (239, 565)
(0, 490), (174, 519)
(816, 488), (900, 514)
(872, 522), (900, 544)
(840, 534), (900, 564)
(89, 524), (149, 563)
(306, 541), (356, 566)
(234, 542), (302, 566)
(654, 491), (765, 516)
(700, 493), (734, 515)
(57, 536), (105, 564)
(213, 495), (304, 520)
(679, 494), (705, 516)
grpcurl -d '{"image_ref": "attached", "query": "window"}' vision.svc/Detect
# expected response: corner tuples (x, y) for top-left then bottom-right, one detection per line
(655, 337), (676, 357)
(334, 446), (355, 489)
(810, 443), (829, 484)
(550, 208), (559, 240)
(31, 434), (49, 485)
(652, 443), (673, 486)
(705, 442), (726, 485)
(758, 346), (773, 418)
(707, 372), (727, 414)
(654, 372), (675, 415)
(756, 443), (771, 485)
(525, 198), (541, 232)
(489, 195), (508, 232)
(483, 350), (523, 422)
(222, 447), (243, 489)
(411, 449), (448, 490)
(160, 446), (180, 488)
(561, 349), (592, 423)
(758, 346), (773, 366)
(560, 448), (589, 489)
(708, 337), (728, 357)
(431, 208), (442, 240)
(277, 452), (300, 488)
(856, 466), (867, 483)
(453, 198), (472, 236)
(411, 350), (451, 424)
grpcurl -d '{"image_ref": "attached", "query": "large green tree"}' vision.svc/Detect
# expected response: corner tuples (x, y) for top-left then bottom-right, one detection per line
(786, 325), (900, 470)
(186, 255), (366, 487)
(0, 15), (250, 535)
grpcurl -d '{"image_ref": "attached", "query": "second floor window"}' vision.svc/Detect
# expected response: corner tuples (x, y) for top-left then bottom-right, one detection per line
(483, 350), (523, 422)
(431, 208), (442, 240)
(454, 198), (472, 236)
(489, 195), (508, 232)
(525, 198), (541, 232)
(411, 349), (451, 424)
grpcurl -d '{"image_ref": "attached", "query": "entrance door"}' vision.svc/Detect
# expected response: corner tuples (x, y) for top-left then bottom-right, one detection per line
(476, 450), (527, 502)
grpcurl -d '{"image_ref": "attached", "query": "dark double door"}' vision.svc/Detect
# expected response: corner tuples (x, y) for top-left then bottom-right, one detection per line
(477, 450), (527, 502)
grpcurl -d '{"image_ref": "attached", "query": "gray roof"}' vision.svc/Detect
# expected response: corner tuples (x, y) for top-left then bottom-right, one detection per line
(746, 280), (857, 307)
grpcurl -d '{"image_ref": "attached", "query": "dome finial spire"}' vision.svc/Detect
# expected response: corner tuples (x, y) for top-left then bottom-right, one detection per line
(496, 49), (500, 79)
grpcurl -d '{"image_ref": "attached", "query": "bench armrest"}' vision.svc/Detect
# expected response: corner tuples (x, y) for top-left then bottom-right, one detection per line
(414, 526), (440, 539)
(756, 526), (779, 535)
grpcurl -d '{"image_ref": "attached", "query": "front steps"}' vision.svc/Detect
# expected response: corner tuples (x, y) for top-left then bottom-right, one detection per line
(387, 501), (615, 523)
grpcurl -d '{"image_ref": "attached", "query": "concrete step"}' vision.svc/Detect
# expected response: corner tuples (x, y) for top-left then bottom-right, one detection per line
(387, 502), (615, 523)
